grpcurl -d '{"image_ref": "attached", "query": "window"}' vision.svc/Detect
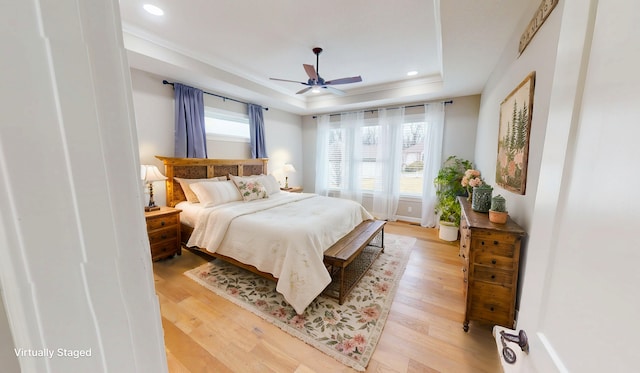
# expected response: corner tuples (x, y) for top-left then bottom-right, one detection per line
(400, 120), (426, 195)
(204, 108), (250, 142)
(324, 114), (426, 196)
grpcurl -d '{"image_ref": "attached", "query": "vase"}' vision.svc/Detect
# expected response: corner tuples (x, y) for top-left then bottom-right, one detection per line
(472, 185), (492, 212)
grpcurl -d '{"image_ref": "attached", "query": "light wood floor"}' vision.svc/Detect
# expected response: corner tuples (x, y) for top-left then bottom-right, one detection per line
(153, 222), (501, 373)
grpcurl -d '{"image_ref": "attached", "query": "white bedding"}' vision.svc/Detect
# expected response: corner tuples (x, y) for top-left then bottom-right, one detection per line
(175, 201), (202, 227)
(185, 192), (373, 314)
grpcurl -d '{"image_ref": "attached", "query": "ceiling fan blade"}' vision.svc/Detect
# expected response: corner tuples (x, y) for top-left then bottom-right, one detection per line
(324, 86), (346, 96)
(303, 64), (318, 81)
(325, 76), (363, 85)
(270, 77), (307, 84)
(296, 86), (313, 95)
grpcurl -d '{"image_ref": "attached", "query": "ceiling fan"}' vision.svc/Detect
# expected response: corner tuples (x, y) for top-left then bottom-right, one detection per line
(270, 47), (362, 95)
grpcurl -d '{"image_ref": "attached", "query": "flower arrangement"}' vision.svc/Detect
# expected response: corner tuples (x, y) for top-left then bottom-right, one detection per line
(461, 169), (483, 199)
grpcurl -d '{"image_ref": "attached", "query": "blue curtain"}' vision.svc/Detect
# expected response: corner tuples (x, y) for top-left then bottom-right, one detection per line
(174, 83), (207, 158)
(248, 104), (268, 158)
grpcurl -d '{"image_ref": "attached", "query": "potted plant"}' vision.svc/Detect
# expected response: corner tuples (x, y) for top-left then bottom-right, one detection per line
(489, 194), (509, 224)
(434, 156), (473, 241)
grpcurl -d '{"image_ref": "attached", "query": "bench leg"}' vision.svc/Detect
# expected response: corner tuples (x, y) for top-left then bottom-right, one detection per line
(339, 266), (346, 305)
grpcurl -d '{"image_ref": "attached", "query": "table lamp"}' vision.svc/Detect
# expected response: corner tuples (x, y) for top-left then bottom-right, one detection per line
(141, 165), (167, 211)
(283, 163), (296, 189)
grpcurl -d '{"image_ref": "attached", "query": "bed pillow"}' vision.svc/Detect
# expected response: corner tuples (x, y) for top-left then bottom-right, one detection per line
(230, 176), (269, 202)
(260, 174), (281, 195)
(175, 176), (227, 203)
(190, 180), (241, 207)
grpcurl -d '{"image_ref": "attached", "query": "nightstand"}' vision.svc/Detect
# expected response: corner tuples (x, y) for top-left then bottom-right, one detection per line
(280, 186), (303, 193)
(144, 206), (182, 261)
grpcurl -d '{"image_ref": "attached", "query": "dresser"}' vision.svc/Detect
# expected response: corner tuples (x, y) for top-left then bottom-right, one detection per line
(458, 197), (526, 332)
(144, 207), (182, 261)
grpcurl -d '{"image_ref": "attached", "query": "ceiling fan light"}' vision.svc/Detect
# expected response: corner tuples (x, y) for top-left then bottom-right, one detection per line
(311, 87), (321, 93)
(143, 4), (164, 16)
(407, 71), (418, 76)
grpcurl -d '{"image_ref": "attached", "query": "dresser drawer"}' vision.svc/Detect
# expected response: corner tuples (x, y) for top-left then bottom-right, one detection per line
(473, 265), (514, 286)
(148, 226), (178, 244)
(472, 238), (516, 258)
(469, 282), (513, 324)
(146, 214), (179, 231)
(473, 251), (516, 270)
(151, 239), (179, 260)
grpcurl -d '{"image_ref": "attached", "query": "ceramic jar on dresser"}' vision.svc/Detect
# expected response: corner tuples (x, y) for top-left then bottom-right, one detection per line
(458, 197), (526, 332)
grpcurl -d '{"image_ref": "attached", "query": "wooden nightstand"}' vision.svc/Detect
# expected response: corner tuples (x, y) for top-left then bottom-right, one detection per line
(280, 186), (303, 193)
(145, 206), (182, 261)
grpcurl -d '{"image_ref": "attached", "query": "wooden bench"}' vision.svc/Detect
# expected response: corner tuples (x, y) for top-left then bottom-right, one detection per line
(323, 220), (386, 304)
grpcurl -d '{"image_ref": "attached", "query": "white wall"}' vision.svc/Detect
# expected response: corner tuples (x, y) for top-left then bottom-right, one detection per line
(0, 1), (166, 372)
(301, 95), (480, 220)
(474, 0), (560, 230)
(130, 68), (304, 204)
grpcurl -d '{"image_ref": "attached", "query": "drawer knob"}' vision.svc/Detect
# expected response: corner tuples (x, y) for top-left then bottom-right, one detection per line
(461, 253), (466, 258)
(161, 221), (166, 226)
(161, 234), (167, 239)
(490, 306), (495, 312)
(481, 241), (485, 245)
(491, 274), (496, 279)
(491, 259), (497, 265)
(494, 240), (499, 245)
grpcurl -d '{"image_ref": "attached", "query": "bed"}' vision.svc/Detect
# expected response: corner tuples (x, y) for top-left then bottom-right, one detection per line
(156, 156), (375, 314)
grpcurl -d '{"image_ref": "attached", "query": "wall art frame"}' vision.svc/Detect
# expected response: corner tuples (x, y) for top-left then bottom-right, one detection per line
(519, 0), (559, 54)
(496, 72), (535, 195)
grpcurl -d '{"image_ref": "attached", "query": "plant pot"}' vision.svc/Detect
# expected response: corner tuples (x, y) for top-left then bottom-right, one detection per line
(439, 221), (459, 241)
(489, 210), (508, 224)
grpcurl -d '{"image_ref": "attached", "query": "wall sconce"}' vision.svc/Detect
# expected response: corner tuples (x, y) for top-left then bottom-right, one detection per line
(141, 165), (167, 211)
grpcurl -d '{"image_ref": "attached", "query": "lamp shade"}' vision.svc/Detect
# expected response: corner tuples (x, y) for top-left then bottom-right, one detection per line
(283, 163), (296, 174)
(141, 165), (167, 183)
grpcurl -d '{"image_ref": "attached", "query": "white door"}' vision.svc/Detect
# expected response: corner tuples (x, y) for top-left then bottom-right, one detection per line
(513, 0), (640, 371)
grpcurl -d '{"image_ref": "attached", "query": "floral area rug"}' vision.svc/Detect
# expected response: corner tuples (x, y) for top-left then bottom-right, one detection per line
(184, 233), (416, 371)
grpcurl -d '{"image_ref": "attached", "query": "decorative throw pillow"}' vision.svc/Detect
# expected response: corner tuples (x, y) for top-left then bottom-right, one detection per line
(232, 177), (268, 202)
(189, 180), (241, 207)
(175, 176), (226, 203)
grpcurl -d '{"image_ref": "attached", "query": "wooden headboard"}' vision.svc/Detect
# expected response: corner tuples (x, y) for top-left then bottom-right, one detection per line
(155, 156), (268, 207)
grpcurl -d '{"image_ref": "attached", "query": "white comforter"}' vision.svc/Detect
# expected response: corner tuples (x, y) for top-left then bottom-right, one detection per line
(186, 193), (373, 314)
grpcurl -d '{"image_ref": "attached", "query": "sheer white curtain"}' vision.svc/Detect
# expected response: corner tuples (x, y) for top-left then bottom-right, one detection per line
(372, 107), (404, 221)
(421, 103), (445, 227)
(340, 111), (364, 204)
(314, 112), (364, 203)
(315, 114), (330, 196)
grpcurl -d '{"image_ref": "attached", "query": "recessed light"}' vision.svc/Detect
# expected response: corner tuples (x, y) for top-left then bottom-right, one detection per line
(143, 4), (164, 16)
(407, 71), (418, 76)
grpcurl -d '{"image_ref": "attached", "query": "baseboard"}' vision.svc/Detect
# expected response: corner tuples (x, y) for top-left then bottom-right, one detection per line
(394, 215), (422, 225)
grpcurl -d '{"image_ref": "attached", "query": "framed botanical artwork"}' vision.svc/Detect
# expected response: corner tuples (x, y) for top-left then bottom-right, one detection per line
(496, 72), (535, 195)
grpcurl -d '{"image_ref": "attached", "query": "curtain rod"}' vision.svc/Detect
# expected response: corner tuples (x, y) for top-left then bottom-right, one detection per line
(162, 80), (268, 111)
(312, 100), (453, 119)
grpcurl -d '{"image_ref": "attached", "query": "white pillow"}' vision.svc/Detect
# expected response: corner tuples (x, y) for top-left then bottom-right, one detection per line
(175, 176), (226, 203)
(190, 180), (242, 207)
(260, 174), (281, 195)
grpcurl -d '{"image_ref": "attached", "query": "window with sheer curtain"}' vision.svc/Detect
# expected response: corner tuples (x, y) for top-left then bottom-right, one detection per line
(325, 117), (426, 195)
(316, 103), (444, 225)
